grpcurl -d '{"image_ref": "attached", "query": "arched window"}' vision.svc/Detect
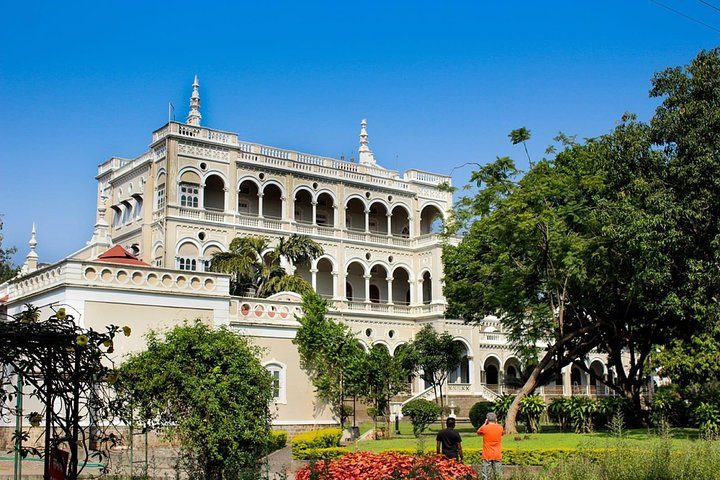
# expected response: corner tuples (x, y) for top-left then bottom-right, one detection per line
(265, 362), (286, 404)
(180, 183), (199, 208)
(156, 173), (166, 210)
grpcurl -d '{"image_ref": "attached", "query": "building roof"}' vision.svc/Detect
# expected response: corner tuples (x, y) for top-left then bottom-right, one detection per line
(96, 245), (150, 266)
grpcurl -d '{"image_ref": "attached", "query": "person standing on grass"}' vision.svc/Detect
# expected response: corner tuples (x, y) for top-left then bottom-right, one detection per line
(436, 417), (464, 462)
(477, 412), (504, 479)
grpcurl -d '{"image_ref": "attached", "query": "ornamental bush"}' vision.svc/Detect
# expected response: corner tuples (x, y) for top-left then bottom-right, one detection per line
(294, 451), (475, 480)
(401, 399), (442, 437)
(270, 430), (289, 452)
(291, 428), (343, 459)
(518, 394), (545, 433)
(469, 401), (495, 429)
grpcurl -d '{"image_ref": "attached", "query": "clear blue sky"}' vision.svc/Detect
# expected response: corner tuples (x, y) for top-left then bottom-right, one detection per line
(1, 1), (718, 265)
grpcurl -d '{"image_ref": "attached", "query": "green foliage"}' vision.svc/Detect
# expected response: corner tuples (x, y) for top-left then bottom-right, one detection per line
(650, 384), (687, 428)
(503, 440), (720, 480)
(509, 127), (532, 164)
(270, 430), (289, 452)
(654, 329), (720, 430)
(401, 399), (442, 437)
(469, 401), (495, 429)
(0, 215), (18, 283)
(396, 325), (463, 411)
(293, 292), (365, 427)
(444, 48), (720, 432)
(568, 397), (598, 434)
(547, 397), (573, 432)
(291, 428), (343, 459)
(694, 402), (720, 438)
(595, 396), (636, 430)
(519, 394), (545, 433)
(116, 321), (273, 480)
(354, 344), (409, 428)
(493, 394), (515, 423)
(209, 234), (322, 297)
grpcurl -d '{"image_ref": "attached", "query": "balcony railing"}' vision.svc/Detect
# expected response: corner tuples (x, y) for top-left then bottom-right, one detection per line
(168, 206), (445, 249)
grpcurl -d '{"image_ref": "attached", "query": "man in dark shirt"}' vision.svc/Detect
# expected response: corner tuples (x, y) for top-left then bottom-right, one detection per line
(436, 417), (463, 462)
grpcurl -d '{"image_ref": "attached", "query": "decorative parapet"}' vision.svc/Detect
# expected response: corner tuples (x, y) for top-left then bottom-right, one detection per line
(8, 260), (230, 301)
(149, 122), (451, 190)
(152, 122), (238, 146)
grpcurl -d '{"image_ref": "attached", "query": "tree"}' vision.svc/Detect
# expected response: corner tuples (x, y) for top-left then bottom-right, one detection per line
(444, 48), (720, 431)
(653, 327), (720, 429)
(401, 399), (443, 437)
(293, 292), (364, 429)
(509, 127), (532, 164)
(209, 234), (323, 297)
(443, 145), (608, 433)
(0, 215), (18, 283)
(0, 304), (129, 479)
(116, 321), (273, 480)
(397, 325), (463, 415)
(354, 344), (409, 434)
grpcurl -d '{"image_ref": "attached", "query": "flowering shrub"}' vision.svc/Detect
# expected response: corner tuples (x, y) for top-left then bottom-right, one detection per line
(294, 451), (476, 480)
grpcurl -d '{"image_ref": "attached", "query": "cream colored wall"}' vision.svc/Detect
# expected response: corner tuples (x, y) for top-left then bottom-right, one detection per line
(250, 335), (334, 425)
(84, 301), (213, 361)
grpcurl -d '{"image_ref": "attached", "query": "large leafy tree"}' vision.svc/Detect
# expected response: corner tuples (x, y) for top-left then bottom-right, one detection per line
(443, 49), (720, 433)
(443, 146), (608, 433)
(397, 325), (463, 415)
(209, 234), (323, 297)
(0, 215), (18, 283)
(116, 321), (273, 480)
(293, 292), (364, 429)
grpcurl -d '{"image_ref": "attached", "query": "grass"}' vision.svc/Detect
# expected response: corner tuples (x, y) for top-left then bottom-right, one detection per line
(351, 421), (700, 452)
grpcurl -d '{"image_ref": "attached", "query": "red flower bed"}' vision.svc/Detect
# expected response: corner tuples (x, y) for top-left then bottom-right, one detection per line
(295, 451), (476, 480)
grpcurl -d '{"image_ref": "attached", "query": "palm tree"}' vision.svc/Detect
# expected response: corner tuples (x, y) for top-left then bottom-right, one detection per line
(509, 127), (532, 164)
(209, 234), (323, 297)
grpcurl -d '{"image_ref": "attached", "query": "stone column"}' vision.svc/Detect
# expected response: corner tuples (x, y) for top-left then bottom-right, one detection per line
(386, 277), (394, 305)
(364, 274), (371, 303)
(310, 267), (318, 291)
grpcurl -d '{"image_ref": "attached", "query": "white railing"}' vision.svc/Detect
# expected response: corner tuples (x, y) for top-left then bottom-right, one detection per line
(401, 386), (436, 406)
(152, 122), (238, 146)
(447, 383), (472, 393)
(478, 384), (500, 401)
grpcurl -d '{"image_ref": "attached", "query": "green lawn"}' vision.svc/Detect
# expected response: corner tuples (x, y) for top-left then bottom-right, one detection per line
(352, 421), (699, 451)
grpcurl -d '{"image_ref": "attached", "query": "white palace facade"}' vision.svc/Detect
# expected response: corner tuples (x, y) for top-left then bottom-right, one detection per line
(1, 78), (612, 432)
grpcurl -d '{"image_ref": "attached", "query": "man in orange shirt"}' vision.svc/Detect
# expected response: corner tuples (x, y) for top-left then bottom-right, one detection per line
(477, 412), (503, 480)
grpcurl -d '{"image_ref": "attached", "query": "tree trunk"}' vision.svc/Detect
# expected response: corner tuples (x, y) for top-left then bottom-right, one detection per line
(504, 369), (540, 435)
(504, 349), (556, 434)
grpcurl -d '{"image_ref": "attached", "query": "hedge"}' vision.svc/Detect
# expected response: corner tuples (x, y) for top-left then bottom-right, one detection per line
(291, 428), (343, 459)
(297, 446), (619, 466)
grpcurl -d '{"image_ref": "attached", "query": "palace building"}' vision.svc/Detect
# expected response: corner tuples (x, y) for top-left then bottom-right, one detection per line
(1, 78), (612, 433)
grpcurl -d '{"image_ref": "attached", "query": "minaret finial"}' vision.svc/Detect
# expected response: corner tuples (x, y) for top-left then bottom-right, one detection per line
(186, 75), (202, 126)
(21, 223), (38, 274)
(358, 118), (376, 165)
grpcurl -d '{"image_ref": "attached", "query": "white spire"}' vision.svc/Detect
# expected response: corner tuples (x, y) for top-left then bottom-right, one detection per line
(358, 118), (376, 166)
(87, 195), (112, 258)
(20, 223), (38, 274)
(186, 74), (202, 126)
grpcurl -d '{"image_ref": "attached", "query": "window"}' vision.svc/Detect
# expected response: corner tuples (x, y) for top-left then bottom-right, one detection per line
(156, 183), (166, 210)
(264, 362), (286, 403)
(178, 257), (197, 271)
(180, 183), (199, 208)
(154, 257), (163, 267)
